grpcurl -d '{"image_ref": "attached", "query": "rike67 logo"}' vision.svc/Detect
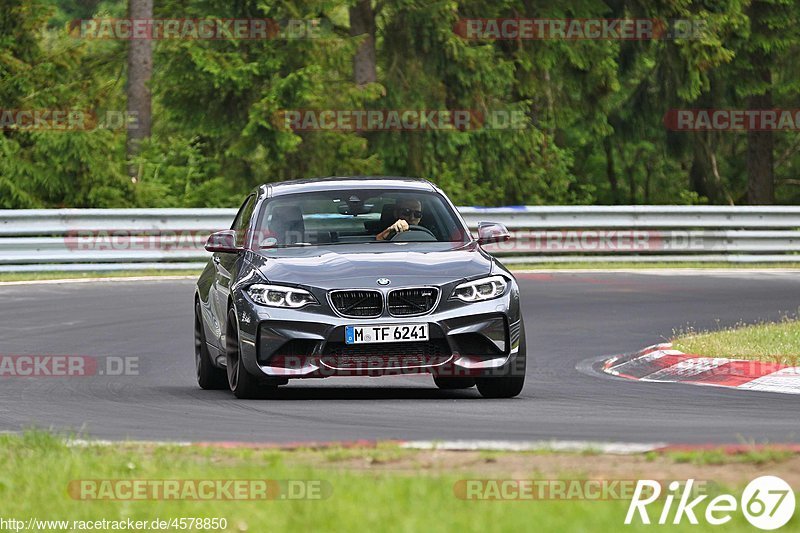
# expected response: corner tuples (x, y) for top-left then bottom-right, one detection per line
(626, 476), (795, 530)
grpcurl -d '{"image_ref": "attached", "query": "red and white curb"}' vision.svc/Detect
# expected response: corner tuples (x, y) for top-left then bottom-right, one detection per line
(603, 343), (800, 395)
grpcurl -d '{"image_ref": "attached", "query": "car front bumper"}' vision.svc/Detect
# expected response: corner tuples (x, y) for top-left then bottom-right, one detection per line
(232, 284), (523, 380)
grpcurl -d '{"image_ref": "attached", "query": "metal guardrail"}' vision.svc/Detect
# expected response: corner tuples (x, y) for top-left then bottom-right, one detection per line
(0, 207), (798, 271)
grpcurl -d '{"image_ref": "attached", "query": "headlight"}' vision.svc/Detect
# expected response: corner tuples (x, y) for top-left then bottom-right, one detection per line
(247, 284), (318, 308)
(451, 275), (508, 302)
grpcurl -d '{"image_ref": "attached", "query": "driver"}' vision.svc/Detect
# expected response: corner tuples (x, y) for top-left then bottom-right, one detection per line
(376, 198), (423, 241)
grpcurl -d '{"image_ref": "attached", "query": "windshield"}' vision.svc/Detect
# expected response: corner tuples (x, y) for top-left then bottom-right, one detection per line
(252, 189), (469, 248)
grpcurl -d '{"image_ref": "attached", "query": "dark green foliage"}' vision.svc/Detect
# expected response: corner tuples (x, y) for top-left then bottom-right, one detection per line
(1, 0), (799, 207)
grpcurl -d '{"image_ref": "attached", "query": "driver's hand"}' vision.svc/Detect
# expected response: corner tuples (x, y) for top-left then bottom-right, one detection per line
(377, 219), (410, 240)
(388, 219), (409, 234)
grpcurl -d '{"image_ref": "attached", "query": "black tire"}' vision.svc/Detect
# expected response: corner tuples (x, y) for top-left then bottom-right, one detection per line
(195, 301), (228, 390)
(433, 376), (475, 389)
(226, 307), (270, 399)
(475, 321), (526, 398)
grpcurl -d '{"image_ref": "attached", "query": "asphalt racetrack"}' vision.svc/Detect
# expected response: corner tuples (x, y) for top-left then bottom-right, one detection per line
(1, 271), (798, 444)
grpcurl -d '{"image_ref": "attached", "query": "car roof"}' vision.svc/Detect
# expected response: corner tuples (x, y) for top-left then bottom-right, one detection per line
(256, 176), (436, 198)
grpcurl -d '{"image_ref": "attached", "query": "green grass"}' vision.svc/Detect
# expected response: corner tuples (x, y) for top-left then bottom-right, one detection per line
(0, 432), (786, 532)
(321, 441), (416, 464)
(0, 270), (202, 282)
(507, 261), (800, 270)
(672, 318), (800, 365)
(647, 448), (796, 466)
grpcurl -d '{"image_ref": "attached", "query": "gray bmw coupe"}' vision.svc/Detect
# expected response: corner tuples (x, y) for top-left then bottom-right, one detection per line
(194, 177), (526, 398)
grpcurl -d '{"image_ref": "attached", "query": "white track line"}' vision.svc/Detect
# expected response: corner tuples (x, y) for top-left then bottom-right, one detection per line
(67, 438), (192, 447)
(400, 440), (667, 455)
(60, 437), (665, 454)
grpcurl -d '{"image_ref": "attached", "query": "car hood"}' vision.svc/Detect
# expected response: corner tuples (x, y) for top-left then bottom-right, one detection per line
(247, 242), (493, 289)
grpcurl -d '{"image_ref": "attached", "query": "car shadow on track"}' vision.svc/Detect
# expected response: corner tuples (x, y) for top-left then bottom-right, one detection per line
(172, 386), (483, 401)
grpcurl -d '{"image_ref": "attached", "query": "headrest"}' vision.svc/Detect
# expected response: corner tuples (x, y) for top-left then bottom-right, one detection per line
(269, 205), (305, 244)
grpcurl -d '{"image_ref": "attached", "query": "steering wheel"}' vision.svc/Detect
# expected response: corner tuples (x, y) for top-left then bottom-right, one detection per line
(390, 225), (436, 241)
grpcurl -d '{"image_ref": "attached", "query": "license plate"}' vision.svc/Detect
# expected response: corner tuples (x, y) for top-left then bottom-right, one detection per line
(345, 324), (429, 344)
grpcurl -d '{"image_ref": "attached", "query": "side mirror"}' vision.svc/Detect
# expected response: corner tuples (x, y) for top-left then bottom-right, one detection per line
(477, 222), (512, 245)
(204, 230), (240, 253)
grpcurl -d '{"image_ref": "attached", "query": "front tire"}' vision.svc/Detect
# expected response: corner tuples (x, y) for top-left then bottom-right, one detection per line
(195, 301), (227, 390)
(475, 321), (526, 398)
(226, 307), (271, 399)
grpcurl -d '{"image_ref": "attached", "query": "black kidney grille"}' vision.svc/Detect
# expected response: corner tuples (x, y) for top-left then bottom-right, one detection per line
(387, 288), (439, 316)
(330, 290), (383, 317)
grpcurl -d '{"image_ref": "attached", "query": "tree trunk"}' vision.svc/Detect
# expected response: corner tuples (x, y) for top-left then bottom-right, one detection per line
(349, 0), (376, 85)
(406, 133), (423, 178)
(126, 0), (153, 181)
(689, 132), (715, 202)
(744, 2), (775, 205)
(628, 148), (642, 204)
(746, 90), (775, 204)
(603, 137), (619, 204)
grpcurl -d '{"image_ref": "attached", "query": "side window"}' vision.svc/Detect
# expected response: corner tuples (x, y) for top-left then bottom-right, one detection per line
(230, 195), (256, 247)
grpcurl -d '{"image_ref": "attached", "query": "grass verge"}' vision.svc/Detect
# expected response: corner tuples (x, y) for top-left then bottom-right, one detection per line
(648, 448), (796, 466)
(0, 432), (796, 532)
(672, 318), (800, 366)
